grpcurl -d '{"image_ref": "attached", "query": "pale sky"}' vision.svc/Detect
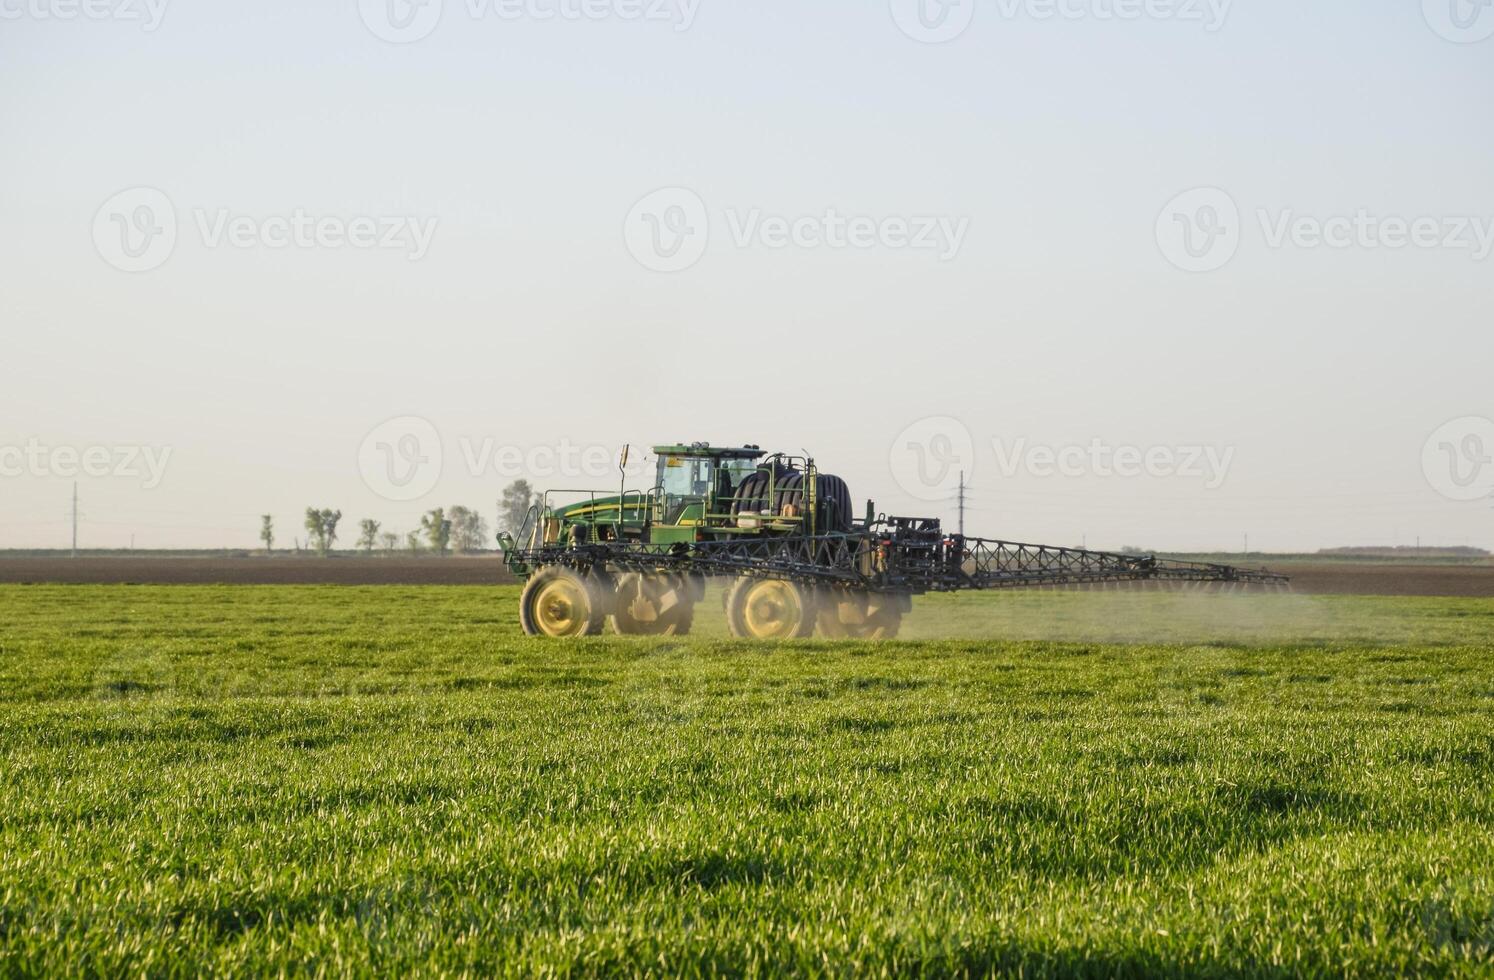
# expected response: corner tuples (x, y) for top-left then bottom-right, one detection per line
(1, 0), (1490, 552)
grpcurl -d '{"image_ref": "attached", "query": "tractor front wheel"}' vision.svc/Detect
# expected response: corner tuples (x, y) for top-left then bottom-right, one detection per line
(520, 566), (608, 637)
(725, 576), (816, 640)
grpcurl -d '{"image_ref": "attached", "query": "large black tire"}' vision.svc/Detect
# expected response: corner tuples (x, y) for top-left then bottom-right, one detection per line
(815, 588), (903, 639)
(725, 576), (817, 640)
(731, 469), (776, 518)
(519, 566), (608, 637)
(609, 573), (695, 636)
(814, 473), (854, 534)
(731, 468), (853, 534)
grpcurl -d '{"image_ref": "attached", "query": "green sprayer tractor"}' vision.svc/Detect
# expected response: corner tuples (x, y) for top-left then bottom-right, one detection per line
(497, 442), (1288, 639)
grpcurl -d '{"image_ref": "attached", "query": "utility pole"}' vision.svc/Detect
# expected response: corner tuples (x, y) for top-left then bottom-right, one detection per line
(70, 482), (79, 558)
(957, 470), (966, 538)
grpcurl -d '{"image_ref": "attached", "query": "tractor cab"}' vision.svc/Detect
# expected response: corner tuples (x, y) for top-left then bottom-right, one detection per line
(649, 443), (765, 544)
(502, 440), (850, 562)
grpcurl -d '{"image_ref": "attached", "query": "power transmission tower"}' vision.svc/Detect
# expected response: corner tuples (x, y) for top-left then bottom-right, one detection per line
(957, 470), (966, 537)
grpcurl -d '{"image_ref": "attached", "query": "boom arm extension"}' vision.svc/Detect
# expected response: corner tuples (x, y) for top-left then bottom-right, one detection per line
(938, 536), (1288, 590)
(504, 517), (1288, 594)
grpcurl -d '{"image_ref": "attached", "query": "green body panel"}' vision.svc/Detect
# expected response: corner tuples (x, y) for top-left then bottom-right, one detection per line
(550, 495), (649, 527)
(648, 526), (698, 546)
(547, 494), (704, 548)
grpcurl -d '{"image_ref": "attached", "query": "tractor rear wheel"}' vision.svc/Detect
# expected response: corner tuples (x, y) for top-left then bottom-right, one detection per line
(858, 606), (903, 640)
(609, 573), (695, 636)
(725, 576), (816, 640)
(520, 566), (608, 637)
(816, 588), (904, 640)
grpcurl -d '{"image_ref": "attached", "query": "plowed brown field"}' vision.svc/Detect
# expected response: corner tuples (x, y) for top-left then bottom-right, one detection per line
(1, 557), (1490, 595)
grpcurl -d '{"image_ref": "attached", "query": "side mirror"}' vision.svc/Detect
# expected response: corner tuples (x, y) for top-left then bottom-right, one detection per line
(619, 444), (630, 471)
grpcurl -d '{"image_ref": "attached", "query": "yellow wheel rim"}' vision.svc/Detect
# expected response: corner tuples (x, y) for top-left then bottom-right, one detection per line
(532, 577), (591, 637)
(742, 580), (804, 639)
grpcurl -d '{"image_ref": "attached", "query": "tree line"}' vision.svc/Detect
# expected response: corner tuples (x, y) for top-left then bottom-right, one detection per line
(257, 480), (537, 556)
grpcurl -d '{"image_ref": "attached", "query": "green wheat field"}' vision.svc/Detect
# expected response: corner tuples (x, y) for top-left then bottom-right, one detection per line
(2, 585), (1492, 976)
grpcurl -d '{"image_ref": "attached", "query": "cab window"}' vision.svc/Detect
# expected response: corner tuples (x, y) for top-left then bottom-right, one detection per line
(717, 459), (758, 497)
(659, 456), (713, 517)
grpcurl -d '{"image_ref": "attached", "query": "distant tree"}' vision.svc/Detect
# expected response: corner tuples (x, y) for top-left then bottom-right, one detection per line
(421, 508), (452, 556)
(260, 515), (274, 553)
(449, 506), (489, 553)
(499, 479), (537, 535)
(406, 531), (422, 554)
(303, 509), (322, 553)
(357, 519), (381, 554)
(379, 531), (399, 554)
(304, 507), (343, 556)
